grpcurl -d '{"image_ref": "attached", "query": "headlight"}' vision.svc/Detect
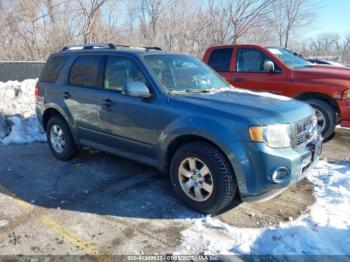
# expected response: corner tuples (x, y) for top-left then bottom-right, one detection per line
(343, 89), (350, 99)
(249, 124), (291, 148)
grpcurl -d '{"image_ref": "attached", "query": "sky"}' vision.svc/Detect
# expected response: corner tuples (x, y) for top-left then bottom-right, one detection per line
(101, 0), (349, 40)
(308, 0), (350, 38)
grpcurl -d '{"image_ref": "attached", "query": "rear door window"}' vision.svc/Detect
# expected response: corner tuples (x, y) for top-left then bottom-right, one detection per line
(69, 55), (104, 88)
(40, 56), (68, 83)
(207, 48), (233, 72)
(104, 56), (147, 92)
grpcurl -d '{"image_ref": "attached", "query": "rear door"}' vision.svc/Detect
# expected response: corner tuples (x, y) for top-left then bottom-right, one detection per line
(231, 47), (287, 95)
(207, 47), (235, 82)
(62, 54), (108, 142)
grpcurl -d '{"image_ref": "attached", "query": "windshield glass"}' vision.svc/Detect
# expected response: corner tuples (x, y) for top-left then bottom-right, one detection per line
(267, 47), (312, 68)
(143, 54), (229, 93)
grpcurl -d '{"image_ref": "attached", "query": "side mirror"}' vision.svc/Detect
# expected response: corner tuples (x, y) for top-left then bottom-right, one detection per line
(263, 60), (275, 73)
(122, 81), (151, 98)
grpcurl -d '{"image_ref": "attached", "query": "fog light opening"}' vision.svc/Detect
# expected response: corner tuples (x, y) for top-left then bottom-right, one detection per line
(272, 167), (290, 183)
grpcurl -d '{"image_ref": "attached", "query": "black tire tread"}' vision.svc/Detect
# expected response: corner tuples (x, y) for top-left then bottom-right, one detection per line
(306, 99), (336, 140)
(206, 144), (236, 212)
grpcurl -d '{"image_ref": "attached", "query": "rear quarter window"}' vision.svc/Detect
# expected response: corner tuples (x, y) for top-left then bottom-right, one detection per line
(69, 55), (104, 88)
(207, 48), (233, 72)
(40, 56), (68, 83)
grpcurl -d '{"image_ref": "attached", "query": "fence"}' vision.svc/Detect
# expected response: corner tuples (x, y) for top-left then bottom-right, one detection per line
(0, 61), (45, 82)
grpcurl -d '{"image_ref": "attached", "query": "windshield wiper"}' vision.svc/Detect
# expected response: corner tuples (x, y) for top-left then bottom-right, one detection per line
(168, 88), (227, 95)
(185, 89), (212, 93)
(168, 89), (212, 95)
(168, 90), (187, 95)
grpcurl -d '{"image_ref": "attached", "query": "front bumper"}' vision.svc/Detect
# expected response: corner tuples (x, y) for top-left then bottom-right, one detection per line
(337, 99), (350, 128)
(226, 135), (322, 202)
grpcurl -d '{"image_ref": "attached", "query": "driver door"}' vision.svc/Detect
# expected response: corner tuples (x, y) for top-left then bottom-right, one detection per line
(232, 48), (287, 95)
(97, 55), (160, 158)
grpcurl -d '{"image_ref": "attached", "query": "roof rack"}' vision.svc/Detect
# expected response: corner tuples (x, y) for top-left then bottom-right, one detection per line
(61, 43), (116, 51)
(143, 46), (162, 51)
(60, 43), (163, 52)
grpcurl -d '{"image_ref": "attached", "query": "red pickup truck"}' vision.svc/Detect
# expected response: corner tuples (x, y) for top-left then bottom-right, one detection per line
(203, 44), (350, 139)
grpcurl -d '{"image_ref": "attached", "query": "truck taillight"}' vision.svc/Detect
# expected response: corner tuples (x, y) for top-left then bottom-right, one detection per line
(35, 83), (40, 103)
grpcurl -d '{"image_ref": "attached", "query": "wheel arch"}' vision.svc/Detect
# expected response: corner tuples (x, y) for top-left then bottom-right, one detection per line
(42, 107), (66, 131)
(294, 92), (339, 114)
(42, 106), (78, 144)
(163, 134), (235, 178)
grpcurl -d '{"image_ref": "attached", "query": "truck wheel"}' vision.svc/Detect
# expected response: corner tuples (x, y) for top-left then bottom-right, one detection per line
(47, 117), (79, 160)
(170, 142), (236, 214)
(305, 99), (336, 140)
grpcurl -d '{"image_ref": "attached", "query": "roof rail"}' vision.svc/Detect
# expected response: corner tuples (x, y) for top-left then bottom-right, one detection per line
(61, 43), (116, 51)
(143, 46), (162, 51)
(60, 43), (163, 52)
(115, 44), (130, 48)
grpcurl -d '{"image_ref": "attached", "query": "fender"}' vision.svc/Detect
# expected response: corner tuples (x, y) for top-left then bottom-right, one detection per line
(157, 115), (247, 171)
(43, 101), (79, 143)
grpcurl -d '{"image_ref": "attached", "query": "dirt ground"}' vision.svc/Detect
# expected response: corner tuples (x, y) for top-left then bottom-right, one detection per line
(0, 128), (349, 255)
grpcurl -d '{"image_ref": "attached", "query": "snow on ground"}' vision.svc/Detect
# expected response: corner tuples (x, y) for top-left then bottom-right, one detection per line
(0, 79), (46, 144)
(178, 161), (350, 255)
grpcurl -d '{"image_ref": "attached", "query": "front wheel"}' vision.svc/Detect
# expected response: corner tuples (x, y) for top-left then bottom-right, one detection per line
(170, 142), (237, 214)
(305, 99), (336, 140)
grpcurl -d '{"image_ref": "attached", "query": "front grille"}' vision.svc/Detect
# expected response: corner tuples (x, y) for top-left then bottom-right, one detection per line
(293, 115), (317, 152)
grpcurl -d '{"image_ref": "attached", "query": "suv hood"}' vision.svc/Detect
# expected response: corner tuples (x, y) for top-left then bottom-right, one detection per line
(171, 88), (313, 125)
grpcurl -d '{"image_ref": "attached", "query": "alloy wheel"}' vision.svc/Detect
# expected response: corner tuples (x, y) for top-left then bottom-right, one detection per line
(50, 124), (65, 153)
(178, 157), (214, 202)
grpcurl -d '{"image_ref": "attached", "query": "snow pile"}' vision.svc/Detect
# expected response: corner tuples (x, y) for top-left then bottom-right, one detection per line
(178, 160), (350, 255)
(0, 79), (46, 144)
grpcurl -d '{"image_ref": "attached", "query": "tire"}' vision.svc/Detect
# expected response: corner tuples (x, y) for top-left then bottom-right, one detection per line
(46, 116), (79, 160)
(305, 99), (336, 140)
(170, 142), (236, 214)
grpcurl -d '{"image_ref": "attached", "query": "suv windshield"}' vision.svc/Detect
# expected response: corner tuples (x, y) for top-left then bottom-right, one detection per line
(267, 47), (312, 69)
(143, 54), (229, 94)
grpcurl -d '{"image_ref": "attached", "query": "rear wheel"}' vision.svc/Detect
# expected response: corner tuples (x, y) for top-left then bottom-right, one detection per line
(170, 142), (236, 214)
(47, 117), (78, 160)
(305, 99), (336, 140)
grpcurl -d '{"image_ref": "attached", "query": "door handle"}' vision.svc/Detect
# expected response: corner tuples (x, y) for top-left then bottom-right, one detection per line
(234, 77), (245, 83)
(63, 92), (71, 99)
(102, 99), (113, 111)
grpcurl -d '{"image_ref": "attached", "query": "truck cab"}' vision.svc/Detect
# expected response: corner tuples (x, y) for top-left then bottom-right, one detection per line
(203, 44), (350, 139)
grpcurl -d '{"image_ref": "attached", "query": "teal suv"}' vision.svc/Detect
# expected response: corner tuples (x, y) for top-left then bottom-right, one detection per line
(36, 43), (322, 213)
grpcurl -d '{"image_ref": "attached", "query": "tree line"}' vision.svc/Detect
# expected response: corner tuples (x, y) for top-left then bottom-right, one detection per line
(0, 0), (349, 64)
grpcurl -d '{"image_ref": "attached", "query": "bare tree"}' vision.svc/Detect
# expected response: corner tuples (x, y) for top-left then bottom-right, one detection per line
(272, 0), (315, 48)
(306, 32), (350, 63)
(225, 0), (275, 44)
(4, 0), (347, 63)
(76, 0), (109, 44)
(138, 0), (177, 45)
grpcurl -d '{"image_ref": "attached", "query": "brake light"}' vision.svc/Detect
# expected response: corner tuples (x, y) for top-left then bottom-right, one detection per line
(35, 82), (40, 103)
